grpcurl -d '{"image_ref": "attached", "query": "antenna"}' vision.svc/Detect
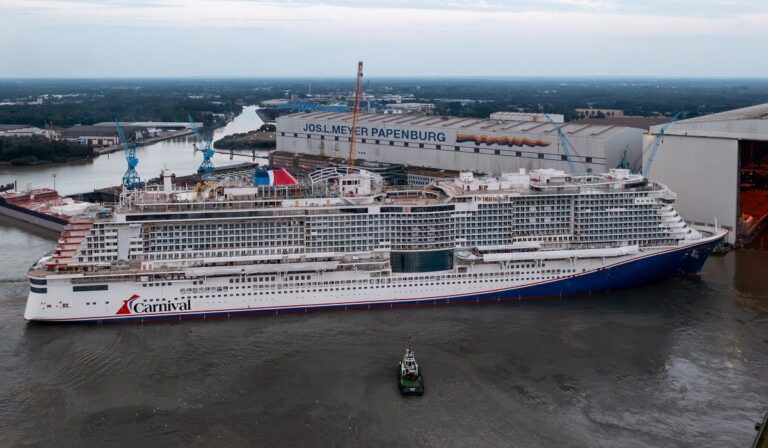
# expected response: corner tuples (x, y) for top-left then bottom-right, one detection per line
(347, 61), (364, 172)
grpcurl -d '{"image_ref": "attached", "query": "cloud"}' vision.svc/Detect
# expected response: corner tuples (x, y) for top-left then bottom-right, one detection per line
(2, 0), (767, 34)
(543, 0), (616, 11)
(4, 0), (765, 18)
(0, 0), (766, 77)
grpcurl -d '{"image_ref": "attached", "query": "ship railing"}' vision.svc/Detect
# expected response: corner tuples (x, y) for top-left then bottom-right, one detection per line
(112, 182), (671, 214)
(475, 241), (659, 253)
(116, 189), (345, 214)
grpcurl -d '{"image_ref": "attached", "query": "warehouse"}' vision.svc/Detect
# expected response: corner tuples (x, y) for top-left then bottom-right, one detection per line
(58, 125), (122, 147)
(276, 111), (644, 176)
(644, 103), (768, 245)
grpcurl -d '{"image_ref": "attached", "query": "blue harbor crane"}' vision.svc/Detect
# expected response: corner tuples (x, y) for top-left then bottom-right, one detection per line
(188, 114), (214, 177)
(617, 145), (631, 170)
(115, 119), (140, 190)
(642, 112), (682, 178)
(544, 114), (577, 175)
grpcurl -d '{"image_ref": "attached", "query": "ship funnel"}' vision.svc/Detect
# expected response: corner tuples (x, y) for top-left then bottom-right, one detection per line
(162, 169), (173, 194)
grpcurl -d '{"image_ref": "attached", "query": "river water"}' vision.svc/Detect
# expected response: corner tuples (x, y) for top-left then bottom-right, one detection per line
(0, 111), (767, 446)
(0, 230), (766, 447)
(0, 105), (268, 196)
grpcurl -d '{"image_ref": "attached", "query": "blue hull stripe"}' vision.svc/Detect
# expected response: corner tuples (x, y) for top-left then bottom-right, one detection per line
(36, 235), (723, 324)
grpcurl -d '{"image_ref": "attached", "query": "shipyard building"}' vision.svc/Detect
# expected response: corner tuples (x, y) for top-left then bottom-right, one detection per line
(276, 112), (644, 175)
(644, 104), (768, 245)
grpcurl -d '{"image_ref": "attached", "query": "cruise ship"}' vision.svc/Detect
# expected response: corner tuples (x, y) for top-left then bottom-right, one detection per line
(24, 166), (726, 323)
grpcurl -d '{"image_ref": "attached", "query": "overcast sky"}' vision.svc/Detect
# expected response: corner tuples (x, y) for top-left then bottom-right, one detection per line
(0, 0), (766, 78)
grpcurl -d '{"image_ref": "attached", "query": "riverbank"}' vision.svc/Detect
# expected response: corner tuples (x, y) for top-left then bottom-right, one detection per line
(0, 135), (94, 166)
(0, 156), (93, 167)
(93, 129), (194, 155)
(0, 105), (265, 196)
(213, 129), (275, 150)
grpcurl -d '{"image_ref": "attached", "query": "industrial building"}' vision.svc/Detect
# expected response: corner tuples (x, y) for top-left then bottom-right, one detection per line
(489, 112), (564, 123)
(58, 125), (123, 147)
(645, 103), (768, 245)
(276, 111), (645, 175)
(93, 121), (202, 131)
(0, 124), (57, 138)
(385, 103), (435, 114)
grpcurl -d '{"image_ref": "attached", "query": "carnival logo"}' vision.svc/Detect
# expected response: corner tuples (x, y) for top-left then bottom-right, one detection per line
(116, 294), (192, 315)
(116, 294), (140, 315)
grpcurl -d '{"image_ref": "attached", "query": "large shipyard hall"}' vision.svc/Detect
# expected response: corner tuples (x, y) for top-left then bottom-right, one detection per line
(645, 103), (768, 245)
(276, 111), (644, 176)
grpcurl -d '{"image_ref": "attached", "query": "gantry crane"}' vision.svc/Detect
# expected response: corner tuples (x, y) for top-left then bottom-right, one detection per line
(188, 113), (214, 177)
(347, 61), (364, 172)
(643, 112), (681, 178)
(115, 119), (140, 190)
(544, 114), (577, 175)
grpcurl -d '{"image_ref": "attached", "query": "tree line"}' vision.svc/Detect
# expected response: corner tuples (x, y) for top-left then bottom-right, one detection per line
(0, 136), (93, 165)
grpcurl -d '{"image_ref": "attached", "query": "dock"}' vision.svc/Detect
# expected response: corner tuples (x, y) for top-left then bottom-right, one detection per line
(0, 163), (261, 234)
(0, 188), (93, 232)
(93, 129), (194, 156)
(739, 189), (768, 245)
(69, 162), (260, 204)
(753, 412), (768, 448)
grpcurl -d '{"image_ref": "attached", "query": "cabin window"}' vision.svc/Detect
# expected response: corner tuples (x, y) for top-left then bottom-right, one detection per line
(73, 284), (108, 292)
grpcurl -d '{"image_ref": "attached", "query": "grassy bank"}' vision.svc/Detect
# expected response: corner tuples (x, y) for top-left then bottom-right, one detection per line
(214, 124), (276, 150)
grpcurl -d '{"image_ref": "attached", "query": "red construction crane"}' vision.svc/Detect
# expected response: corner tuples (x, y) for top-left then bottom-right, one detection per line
(347, 61), (364, 172)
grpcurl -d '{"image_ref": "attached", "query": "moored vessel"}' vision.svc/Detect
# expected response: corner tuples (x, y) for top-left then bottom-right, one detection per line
(0, 186), (95, 232)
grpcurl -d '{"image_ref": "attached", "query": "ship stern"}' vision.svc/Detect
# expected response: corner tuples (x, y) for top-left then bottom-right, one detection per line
(23, 291), (44, 321)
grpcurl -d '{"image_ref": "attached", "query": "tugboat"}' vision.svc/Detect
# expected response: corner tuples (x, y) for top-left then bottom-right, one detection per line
(398, 340), (424, 395)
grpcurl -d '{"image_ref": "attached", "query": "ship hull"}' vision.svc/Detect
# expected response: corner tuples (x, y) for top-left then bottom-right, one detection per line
(24, 231), (726, 324)
(0, 198), (67, 232)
